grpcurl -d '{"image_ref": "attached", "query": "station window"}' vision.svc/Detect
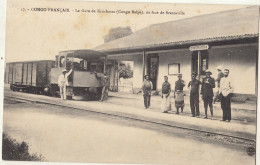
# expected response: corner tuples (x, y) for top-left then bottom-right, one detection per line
(168, 63), (180, 75)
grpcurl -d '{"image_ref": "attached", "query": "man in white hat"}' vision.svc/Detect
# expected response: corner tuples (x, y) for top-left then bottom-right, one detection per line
(201, 70), (215, 119)
(219, 69), (233, 122)
(58, 68), (73, 100)
(213, 66), (224, 103)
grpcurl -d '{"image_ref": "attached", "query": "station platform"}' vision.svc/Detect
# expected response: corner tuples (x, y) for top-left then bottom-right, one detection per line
(3, 88), (257, 140)
(108, 91), (256, 113)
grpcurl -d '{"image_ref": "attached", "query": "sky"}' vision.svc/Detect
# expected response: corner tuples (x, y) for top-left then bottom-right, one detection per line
(4, 0), (250, 62)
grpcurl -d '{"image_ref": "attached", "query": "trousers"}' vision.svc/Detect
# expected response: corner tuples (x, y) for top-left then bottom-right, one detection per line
(100, 86), (108, 101)
(59, 85), (67, 100)
(203, 96), (213, 117)
(190, 93), (199, 116)
(220, 93), (231, 121)
(143, 93), (151, 108)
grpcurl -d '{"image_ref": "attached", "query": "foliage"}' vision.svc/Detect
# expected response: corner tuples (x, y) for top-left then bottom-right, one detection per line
(103, 26), (133, 43)
(2, 133), (43, 161)
(119, 62), (133, 79)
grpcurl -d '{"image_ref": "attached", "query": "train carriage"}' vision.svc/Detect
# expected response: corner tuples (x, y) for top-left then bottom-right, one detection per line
(5, 60), (55, 93)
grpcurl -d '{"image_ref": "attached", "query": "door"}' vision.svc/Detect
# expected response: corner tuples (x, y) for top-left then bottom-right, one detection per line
(147, 53), (159, 90)
(191, 50), (209, 79)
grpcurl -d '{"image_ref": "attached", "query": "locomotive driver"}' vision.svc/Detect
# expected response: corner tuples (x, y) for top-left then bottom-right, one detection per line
(58, 68), (73, 100)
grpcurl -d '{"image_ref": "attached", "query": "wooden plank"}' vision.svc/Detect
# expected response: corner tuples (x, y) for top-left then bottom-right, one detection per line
(8, 64), (13, 84)
(32, 63), (37, 86)
(27, 63), (32, 85)
(5, 64), (9, 84)
(22, 63), (28, 85)
(36, 61), (48, 87)
(13, 63), (23, 84)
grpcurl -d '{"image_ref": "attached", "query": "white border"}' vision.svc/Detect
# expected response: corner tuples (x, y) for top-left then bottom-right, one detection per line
(0, 1), (259, 165)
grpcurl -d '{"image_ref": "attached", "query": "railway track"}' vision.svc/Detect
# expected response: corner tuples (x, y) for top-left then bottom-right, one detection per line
(5, 95), (256, 152)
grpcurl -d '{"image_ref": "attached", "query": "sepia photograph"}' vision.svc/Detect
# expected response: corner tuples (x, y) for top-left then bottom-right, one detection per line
(1, 0), (259, 164)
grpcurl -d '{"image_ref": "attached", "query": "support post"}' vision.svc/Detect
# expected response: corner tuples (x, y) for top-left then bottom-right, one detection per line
(198, 50), (201, 80)
(104, 56), (107, 73)
(143, 50), (146, 80)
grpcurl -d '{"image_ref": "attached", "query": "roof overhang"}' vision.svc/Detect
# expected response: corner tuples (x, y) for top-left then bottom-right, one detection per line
(100, 34), (258, 55)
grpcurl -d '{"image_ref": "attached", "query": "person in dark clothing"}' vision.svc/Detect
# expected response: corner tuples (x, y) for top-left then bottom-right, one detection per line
(142, 75), (153, 109)
(174, 73), (186, 114)
(188, 72), (202, 117)
(213, 66), (224, 103)
(201, 70), (215, 119)
(95, 71), (109, 101)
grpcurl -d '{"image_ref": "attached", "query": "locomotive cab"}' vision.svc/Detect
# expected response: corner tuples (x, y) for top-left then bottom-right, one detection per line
(49, 49), (108, 100)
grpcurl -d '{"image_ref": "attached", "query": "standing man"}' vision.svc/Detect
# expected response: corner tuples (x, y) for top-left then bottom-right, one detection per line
(161, 76), (171, 113)
(213, 66), (224, 103)
(58, 68), (73, 100)
(219, 69), (233, 122)
(95, 71), (109, 101)
(201, 70), (215, 119)
(174, 73), (186, 114)
(188, 72), (201, 117)
(142, 75), (153, 109)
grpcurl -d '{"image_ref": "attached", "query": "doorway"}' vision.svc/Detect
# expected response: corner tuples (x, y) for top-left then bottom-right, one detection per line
(147, 53), (159, 90)
(191, 50), (209, 79)
(118, 61), (134, 93)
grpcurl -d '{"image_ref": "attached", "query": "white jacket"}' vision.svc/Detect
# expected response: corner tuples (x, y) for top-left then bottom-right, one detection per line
(58, 69), (73, 87)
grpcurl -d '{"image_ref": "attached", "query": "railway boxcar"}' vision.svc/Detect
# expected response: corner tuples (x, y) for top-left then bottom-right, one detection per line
(5, 60), (55, 93)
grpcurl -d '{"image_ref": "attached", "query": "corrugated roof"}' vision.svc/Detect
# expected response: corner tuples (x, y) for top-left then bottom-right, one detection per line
(95, 6), (259, 52)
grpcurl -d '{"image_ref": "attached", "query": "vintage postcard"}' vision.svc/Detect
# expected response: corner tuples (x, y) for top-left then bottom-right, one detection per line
(1, 0), (259, 164)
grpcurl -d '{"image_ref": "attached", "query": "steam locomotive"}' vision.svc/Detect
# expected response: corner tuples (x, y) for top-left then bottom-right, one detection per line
(5, 49), (109, 100)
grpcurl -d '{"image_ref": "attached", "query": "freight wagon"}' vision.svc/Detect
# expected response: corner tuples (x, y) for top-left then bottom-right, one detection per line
(5, 49), (109, 100)
(5, 60), (55, 94)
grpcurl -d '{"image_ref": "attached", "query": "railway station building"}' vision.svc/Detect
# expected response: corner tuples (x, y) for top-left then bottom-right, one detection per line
(95, 7), (259, 98)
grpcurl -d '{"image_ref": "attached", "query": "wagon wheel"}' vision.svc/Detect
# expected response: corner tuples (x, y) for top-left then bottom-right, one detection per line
(10, 85), (13, 91)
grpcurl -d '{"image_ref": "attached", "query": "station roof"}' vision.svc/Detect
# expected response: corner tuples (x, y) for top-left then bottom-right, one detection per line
(95, 6), (259, 53)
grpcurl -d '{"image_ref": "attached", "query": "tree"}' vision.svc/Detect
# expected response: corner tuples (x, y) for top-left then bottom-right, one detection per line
(103, 26), (133, 43)
(118, 62), (133, 79)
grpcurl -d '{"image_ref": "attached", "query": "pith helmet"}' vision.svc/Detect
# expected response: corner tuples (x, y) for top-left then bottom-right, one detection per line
(62, 69), (67, 73)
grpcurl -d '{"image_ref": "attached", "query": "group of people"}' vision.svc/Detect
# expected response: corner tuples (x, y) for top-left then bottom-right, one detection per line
(142, 66), (233, 122)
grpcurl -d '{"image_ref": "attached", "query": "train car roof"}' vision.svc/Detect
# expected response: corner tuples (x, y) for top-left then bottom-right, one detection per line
(6, 60), (55, 64)
(58, 49), (107, 60)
